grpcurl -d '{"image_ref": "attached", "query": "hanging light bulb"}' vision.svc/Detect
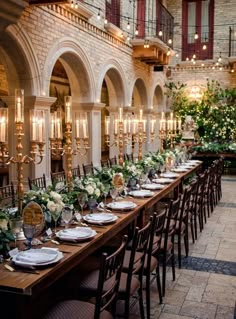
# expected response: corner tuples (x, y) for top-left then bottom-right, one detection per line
(120, 33), (124, 38)
(216, 62), (219, 66)
(219, 66), (223, 71)
(146, 40), (150, 48)
(231, 69), (235, 73)
(194, 32), (199, 40)
(104, 18), (108, 25)
(218, 53), (222, 62)
(186, 57), (189, 61)
(167, 48), (171, 56)
(203, 44), (207, 50)
(75, 1), (78, 9)
(71, 0), (74, 8)
(135, 25), (139, 35)
(193, 60), (196, 65)
(97, 8), (101, 20)
(127, 35), (130, 41)
(201, 63), (205, 67)
(212, 66), (215, 70)
(159, 30), (163, 37)
(175, 53), (179, 58)
(193, 54), (196, 59)
(127, 19), (130, 30)
(168, 38), (172, 44)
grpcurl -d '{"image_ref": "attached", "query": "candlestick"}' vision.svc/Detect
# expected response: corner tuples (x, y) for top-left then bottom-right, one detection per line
(65, 96), (72, 124)
(0, 109), (7, 143)
(15, 89), (24, 123)
(139, 109), (143, 121)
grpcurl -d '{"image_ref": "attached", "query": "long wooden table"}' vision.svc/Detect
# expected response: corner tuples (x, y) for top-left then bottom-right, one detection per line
(0, 163), (202, 319)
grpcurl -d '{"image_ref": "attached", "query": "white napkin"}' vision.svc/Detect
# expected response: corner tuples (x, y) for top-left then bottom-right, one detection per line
(16, 250), (57, 264)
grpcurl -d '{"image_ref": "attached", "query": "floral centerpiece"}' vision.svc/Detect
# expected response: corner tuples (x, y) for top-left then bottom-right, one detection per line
(23, 187), (66, 224)
(0, 212), (15, 258)
(73, 176), (104, 201)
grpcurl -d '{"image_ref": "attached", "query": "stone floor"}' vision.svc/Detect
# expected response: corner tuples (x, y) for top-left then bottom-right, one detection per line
(130, 175), (236, 319)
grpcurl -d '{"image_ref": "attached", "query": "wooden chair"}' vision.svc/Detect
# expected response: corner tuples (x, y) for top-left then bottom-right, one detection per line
(43, 237), (128, 319)
(174, 186), (192, 268)
(101, 159), (109, 168)
(71, 166), (81, 179)
(82, 162), (94, 176)
(144, 211), (166, 318)
(109, 156), (117, 167)
(28, 174), (46, 190)
(50, 171), (66, 190)
(119, 221), (152, 319)
(0, 182), (15, 207)
(156, 197), (180, 296)
(126, 153), (134, 162)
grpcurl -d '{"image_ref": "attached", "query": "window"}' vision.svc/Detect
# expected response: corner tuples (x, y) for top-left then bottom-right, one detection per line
(137, 0), (146, 38)
(105, 0), (120, 28)
(182, 0), (214, 60)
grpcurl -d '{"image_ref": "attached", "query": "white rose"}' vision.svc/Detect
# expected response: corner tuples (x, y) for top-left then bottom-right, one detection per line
(86, 185), (94, 195)
(0, 218), (8, 230)
(95, 189), (100, 197)
(50, 191), (62, 203)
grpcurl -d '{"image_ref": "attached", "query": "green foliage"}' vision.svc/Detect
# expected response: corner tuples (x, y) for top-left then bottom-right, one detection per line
(165, 79), (236, 144)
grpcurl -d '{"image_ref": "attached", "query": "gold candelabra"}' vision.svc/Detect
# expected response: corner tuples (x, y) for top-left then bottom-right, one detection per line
(105, 108), (131, 165)
(159, 112), (182, 152)
(132, 110), (147, 160)
(0, 89), (45, 214)
(50, 96), (89, 191)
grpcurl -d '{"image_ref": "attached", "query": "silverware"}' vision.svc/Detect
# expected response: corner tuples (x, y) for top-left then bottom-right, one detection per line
(4, 264), (40, 274)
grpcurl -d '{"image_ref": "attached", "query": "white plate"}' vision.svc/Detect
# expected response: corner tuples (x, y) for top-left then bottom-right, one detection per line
(12, 249), (63, 268)
(83, 214), (118, 224)
(160, 173), (179, 178)
(129, 190), (154, 198)
(56, 227), (96, 241)
(152, 178), (173, 184)
(187, 160), (201, 163)
(107, 201), (137, 211)
(86, 213), (115, 222)
(142, 183), (165, 190)
(172, 168), (189, 173)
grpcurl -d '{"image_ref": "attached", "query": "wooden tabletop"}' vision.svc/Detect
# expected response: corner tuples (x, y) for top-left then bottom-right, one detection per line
(0, 162), (202, 297)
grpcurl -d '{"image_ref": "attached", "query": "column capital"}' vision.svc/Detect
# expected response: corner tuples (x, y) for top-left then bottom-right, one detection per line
(0, 95), (56, 109)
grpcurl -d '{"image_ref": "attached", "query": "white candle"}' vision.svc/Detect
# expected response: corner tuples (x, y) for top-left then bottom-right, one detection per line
(173, 119), (176, 131)
(132, 119), (137, 134)
(50, 117), (55, 139)
(128, 118), (131, 133)
(123, 119), (127, 134)
(143, 119), (147, 132)
(83, 119), (87, 138)
(151, 119), (155, 133)
(139, 109), (143, 121)
(38, 119), (43, 142)
(161, 112), (165, 120)
(119, 107), (123, 122)
(114, 119), (118, 134)
(178, 119), (182, 130)
(75, 119), (80, 138)
(0, 118), (6, 142)
(170, 112), (173, 120)
(105, 117), (110, 135)
(32, 120), (37, 141)
(57, 119), (61, 139)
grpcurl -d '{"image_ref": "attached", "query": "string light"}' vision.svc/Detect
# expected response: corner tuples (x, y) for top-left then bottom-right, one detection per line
(201, 63), (205, 67)
(168, 38), (172, 44)
(135, 26), (139, 35)
(159, 30), (163, 37)
(167, 48), (171, 56)
(194, 32), (199, 40)
(127, 19), (130, 30)
(144, 39), (150, 48)
(97, 8), (101, 20)
(203, 44), (207, 50)
(193, 54), (196, 59)
(104, 18), (108, 25)
(231, 69), (235, 73)
(218, 52), (222, 62)
(186, 57), (189, 61)
(175, 53), (179, 57)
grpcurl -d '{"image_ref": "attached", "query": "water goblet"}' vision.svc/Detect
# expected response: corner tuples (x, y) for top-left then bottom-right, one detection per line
(61, 207), (73, 228)
(110, 188), (118, 202)
(22, 224), (36, 250)
(103, 184), (110, 211)
(77, 192), (88, 217)
(9, 217), (23, 246)
(87, 198), (97, 214)
(51, 210), (61, 234)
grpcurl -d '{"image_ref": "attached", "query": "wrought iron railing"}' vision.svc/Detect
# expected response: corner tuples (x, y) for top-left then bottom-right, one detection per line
(155, 0), (174, 47)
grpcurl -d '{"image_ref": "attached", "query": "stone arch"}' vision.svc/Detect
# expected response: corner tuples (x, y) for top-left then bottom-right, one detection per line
(42, 37), (95, 102)
(131, 77), (148, 108)
(97, 59), (127, 106)
(0, 23), (41, 95)
(152, 84), (165, 111)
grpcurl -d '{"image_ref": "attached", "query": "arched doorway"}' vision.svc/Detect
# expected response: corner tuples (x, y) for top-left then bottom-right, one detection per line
(153, 85), (164, 111)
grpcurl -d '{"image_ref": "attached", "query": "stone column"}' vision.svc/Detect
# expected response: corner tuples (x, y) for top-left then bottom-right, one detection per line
(1, 95), (56, 187)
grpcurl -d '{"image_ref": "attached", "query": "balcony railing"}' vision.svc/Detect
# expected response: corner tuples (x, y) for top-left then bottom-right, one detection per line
(229, 26), (236, 57)
(155, 0), (174, 47)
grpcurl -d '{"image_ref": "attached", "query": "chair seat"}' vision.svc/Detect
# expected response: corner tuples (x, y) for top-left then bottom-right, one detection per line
(79, 269), (115, 295)
(122, 250), (143, 272)
(143, 255), (158, 274)
(43, 300), (113, 319)
(118, 273), (140, 298)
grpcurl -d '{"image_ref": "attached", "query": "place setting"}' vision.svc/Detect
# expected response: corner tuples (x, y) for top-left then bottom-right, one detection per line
(128, 189), (154, 198)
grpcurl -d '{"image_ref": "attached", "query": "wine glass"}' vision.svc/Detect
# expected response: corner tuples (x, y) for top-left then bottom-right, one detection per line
(9, 218), (23, 247)
(77, 192), (88, 217)
(110, 188), (118, 202)
(103, 184), (110, 211)
(61, 206), (73, 228)
(51, 210), (61, 234)
(23, 224), (36, 249)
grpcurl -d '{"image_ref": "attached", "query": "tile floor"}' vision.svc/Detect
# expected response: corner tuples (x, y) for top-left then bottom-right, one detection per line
(130, 176), (236, 319)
